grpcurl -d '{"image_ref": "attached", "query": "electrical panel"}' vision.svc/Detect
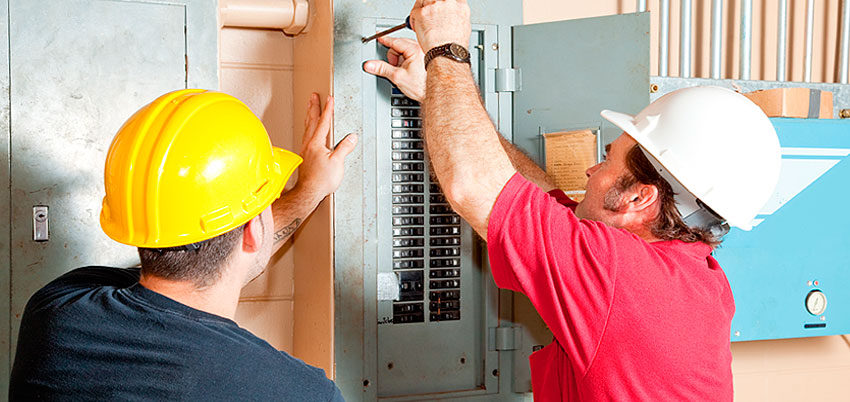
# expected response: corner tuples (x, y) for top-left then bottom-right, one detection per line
(372, 27), (493, 398)
(332, 1), (650, 399)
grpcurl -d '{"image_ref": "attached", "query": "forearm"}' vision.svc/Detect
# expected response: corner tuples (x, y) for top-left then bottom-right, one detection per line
(498, 135), (557, 192)
(424, 59), (516, 238)
(270, 184), (325, 254)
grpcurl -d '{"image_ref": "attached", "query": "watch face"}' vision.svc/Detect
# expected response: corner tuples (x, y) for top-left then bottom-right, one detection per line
(449, 43), (470, 60)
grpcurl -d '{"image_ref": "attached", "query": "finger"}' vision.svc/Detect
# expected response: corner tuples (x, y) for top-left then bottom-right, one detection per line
(303, 93), (321, 145)
(363, 60), (399, 81)
(378, 37), (423, 60)
(331, 133), (359, 161)
(310, 96), (334, 149)
(387, 47), (401, 67)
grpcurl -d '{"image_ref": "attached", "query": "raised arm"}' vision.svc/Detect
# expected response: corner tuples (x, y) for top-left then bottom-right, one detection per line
(365, 31), (556, 205)
(271, 94), (357, 254)
(389, 0), (513, 238)
(498, 135), (557, 192)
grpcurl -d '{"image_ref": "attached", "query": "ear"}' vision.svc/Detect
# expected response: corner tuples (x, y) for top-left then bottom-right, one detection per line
(622, 183), (659, 215)
(242, 214), (264, 253)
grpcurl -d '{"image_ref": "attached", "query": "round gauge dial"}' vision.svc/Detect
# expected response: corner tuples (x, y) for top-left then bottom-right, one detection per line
(805, 290), (827, 316)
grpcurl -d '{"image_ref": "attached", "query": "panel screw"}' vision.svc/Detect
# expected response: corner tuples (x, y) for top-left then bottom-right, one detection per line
(492, 43), (499, 51)
(492, 369), (499, 377)
(840, 109), (850, 119)
(363, 379), (370, 387)
(734, 331), (741, 337)
(387, 362), (394, 370)
(650, 83), (659, 93)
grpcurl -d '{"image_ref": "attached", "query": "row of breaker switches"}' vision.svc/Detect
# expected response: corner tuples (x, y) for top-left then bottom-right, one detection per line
(390, 91), (460, 324)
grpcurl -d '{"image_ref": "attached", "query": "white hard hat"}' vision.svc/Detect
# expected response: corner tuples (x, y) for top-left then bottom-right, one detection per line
(600, 86), (781, 231)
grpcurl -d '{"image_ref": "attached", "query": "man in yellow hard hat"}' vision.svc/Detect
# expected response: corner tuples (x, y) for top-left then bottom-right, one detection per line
(10, 89), (355, 401)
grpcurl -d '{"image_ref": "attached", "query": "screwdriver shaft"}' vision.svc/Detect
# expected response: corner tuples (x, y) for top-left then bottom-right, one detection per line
(362, 22), (407, 43)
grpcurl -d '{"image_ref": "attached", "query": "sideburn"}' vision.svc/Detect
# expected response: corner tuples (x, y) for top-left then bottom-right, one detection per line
(602, 174), (638, 212)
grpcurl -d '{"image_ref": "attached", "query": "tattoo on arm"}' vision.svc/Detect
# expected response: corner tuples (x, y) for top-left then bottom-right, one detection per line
(273, 218), (302, 243)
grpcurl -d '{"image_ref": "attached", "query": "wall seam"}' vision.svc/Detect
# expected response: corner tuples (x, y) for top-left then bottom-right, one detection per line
(6, 0), (12, 377)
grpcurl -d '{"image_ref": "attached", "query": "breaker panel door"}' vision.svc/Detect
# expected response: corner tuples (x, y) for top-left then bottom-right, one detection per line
(509, 13), (650, 392)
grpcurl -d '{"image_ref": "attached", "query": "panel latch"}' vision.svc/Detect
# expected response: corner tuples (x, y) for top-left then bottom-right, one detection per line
(495, 68), (521, 92)
(489, 326), (520, 351)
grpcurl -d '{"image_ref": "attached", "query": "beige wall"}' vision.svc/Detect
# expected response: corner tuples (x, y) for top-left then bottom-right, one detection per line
(220, 8), (337, 379)
(220, 27), (299, 352)
(524, 1), (850, 400)
(525, 0), (848, 83)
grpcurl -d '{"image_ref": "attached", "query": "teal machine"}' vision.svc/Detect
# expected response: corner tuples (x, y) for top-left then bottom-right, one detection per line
(716, 118), (850, 342)
(652, 78), (850, 342)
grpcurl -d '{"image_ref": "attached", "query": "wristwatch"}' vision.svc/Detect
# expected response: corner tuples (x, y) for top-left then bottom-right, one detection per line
(424, 43), (471, 69)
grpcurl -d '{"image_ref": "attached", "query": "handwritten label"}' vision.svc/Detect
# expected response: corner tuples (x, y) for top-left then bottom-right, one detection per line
(543, 129), (598, 202)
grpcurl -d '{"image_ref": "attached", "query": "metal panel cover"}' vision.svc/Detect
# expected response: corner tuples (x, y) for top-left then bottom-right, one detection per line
(510, 13), (650, 392)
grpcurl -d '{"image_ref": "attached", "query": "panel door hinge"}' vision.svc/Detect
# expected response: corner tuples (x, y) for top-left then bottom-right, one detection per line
(495, 68), (521, 92)
(489, 326), (520, 351)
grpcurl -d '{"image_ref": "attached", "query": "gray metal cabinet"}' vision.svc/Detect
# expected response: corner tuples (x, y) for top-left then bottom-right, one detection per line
(1, 0), (217, 393)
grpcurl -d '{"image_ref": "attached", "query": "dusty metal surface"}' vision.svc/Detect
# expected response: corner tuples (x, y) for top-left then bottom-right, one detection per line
(5, 0), (218, 385)
(651, 77), (850, 114)
(0, 0), (10, 392)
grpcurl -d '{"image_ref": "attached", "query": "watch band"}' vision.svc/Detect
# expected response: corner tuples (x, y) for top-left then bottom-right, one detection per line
(424, 43), (471, 69)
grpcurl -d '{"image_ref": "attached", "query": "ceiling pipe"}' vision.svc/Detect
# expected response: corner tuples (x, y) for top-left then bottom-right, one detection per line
(220, 0), (310, 35)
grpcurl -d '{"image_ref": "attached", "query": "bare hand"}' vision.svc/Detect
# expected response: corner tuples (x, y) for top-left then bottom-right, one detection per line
(295, 93), (358, 198)
(363, 37), (426, 102)
(410, 0), (471, 54)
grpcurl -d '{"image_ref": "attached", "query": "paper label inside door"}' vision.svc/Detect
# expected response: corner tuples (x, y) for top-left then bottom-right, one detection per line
(543, 129), (598, 202)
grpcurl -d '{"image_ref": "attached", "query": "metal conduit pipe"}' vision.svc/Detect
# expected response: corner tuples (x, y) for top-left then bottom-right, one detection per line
(804, 0), (815, 82)
(839, 0), (850, 84)
(219, 0), (310, 35)
(711, 0), (723, 79)
(660, 0), (670, 76)
(740, 0), (752, 80)
(680, 0), (692, 78)
(777, 0), (788, 81)
(637, 0), (647, 12)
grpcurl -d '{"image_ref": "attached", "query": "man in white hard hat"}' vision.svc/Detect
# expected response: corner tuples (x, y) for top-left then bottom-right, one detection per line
(364, 1), (780, 401)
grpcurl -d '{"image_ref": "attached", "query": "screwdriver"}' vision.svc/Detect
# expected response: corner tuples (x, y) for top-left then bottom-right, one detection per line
(362, 16), (411, 43)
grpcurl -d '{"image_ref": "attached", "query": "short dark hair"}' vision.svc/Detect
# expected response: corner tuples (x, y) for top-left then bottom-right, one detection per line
(607, 145), (721, 247)
(138, 224), (246, 288)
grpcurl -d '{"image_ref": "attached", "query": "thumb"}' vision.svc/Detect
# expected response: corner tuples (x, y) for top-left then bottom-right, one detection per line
(331, 134), (359, 160)
(363, 60), (398, 81)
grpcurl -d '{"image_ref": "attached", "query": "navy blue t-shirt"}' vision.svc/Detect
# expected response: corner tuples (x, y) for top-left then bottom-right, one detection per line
(10, 266), (344, 402)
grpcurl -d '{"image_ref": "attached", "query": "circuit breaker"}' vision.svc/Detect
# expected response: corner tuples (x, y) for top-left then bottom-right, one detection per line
(385, 88), (463, 325)
(331, 1), (650, 399)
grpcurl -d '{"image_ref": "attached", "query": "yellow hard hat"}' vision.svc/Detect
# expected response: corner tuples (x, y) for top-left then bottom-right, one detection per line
(100, 89), (302, 248)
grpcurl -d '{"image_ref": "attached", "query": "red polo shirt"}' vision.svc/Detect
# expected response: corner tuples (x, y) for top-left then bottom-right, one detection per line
(487, 173), (734, 401)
